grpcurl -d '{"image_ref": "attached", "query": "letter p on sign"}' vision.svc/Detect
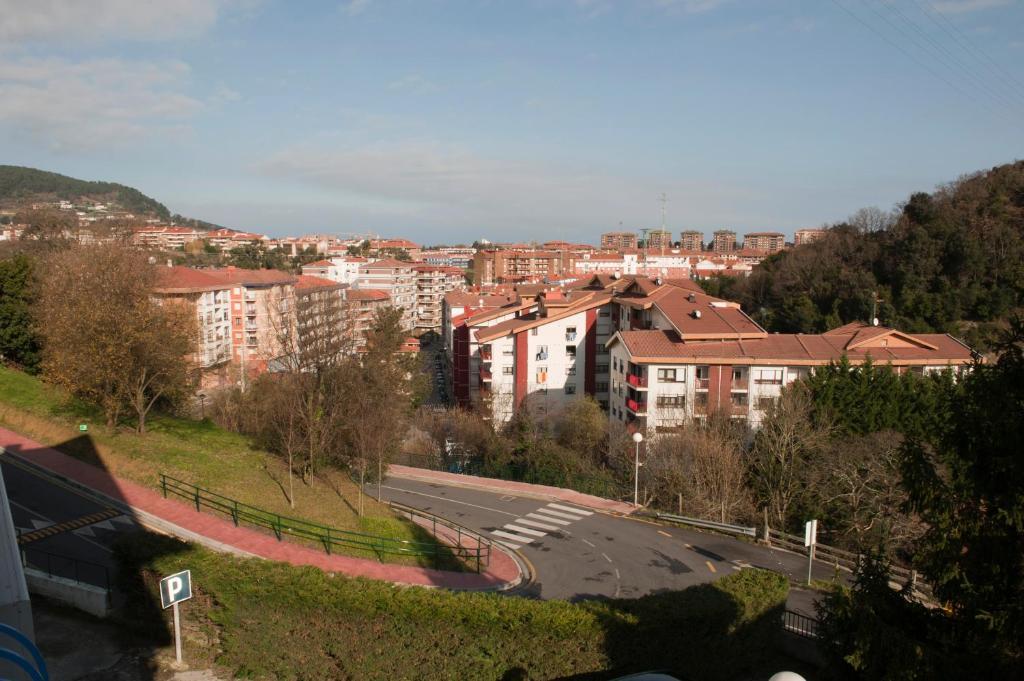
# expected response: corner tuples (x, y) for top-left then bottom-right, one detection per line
(160, 569), (193, 609)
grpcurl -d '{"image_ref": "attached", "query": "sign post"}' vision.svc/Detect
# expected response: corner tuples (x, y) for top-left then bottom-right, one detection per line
(159, 569), (193, 665)
(804, 520), (818, 586)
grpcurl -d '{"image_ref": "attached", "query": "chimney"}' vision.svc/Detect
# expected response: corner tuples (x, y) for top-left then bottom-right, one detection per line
(688, 293), (697, 303)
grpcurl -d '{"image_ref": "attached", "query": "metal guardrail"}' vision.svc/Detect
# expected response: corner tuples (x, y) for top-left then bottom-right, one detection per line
(20, 545), (111, 592)
(782, 609), (819, 639)
(159, 473), (489, 572)
(388, 501), (491, 572)
(656, 512), (757, 538)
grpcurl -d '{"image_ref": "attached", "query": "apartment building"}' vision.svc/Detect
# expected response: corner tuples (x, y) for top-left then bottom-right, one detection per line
(644, 230), (673, 252)
(679, 231), (704, 252)
(301, 256), (366, 285)
(600, 231), (638, 249)
(204, 267), (297, 377)
(712, 230), (738, 253)
(422, 249), (473, 269)
(607, 320), (974, 435)
(414, 265), (466, 332)
(344, 288), (392, 343)
(132, 226), (203, 250)
(153, 266), (233, 388)
(794, 228), (828, 246)
(355, 258), (417, 330)
(294, 275), (351, 364)
(743, 232), (786, 253)
(472, 249), (575, 285)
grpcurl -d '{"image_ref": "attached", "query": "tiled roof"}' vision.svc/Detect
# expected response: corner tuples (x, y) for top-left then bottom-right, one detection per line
(205, 267), (297, 286)
(474, 291), (614, 342)
(346, 289), (390, 301)
(154, 266), (231, 292)
(610, 329), (973, 365)
(295, 275), (341, 290)
(361, 258), (413, 269)
(303, 260), (335, 268)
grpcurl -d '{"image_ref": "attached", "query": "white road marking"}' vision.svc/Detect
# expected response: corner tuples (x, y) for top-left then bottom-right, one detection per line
(731, 565), (742, 571)
(111, 515), (134, 526)
(581, 538), (596, 548)
(494, 540), (520, 550)
(657, 530), (672, 538)
(516, 518), (561, 531)
(614, 568), (621, 579)
(92, 520), (116, 531)
(706, 561), (717, 573)
(73, 526), (96, 537)
(30, 518), (54, 530)
(492, 530), (535, 544)
(547, 503), (593, 516)
(602, 552), (613, 563)
(533, 508), (583, 521)
(526, 512), (570, 526)
(504, 524), (546, 537)
(381, 485), (520, 517)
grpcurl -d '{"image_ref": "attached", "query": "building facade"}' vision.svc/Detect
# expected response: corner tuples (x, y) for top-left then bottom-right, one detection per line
(679, 231), (704, 251)
(355, 258), (417, 330)
(712, 230), (738, 253)
(600, 231), (638, 249)
(794, 228), (828, 246)
(743, 232), (786, 253)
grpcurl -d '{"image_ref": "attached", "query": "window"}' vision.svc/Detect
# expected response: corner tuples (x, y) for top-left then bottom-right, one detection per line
(599, 400), (609, 410)
(696, 366), (710, 380)
(599, 310), (610, 318)
(733, 368), (745, 382)
(657, 368), (677, 382)
(566, 366), (576, 376)
(565, 326), (577, 341)
(596, 364), (609, 373)
(536, 345), (548, 360)
(565, 345), (577, 358)
(564, 384), (576, 395)
(656, 395), (685, 407)
(756, 396), (778, 409)
(502, 366), (514, 375)
(234, 317), (241, 325)
(730, 393), (748, 406)
(531, 328), (539, 336)
(613, 357), (619, 371)
(597, 346), (609, 355)
(503, 348), (514, 356)
(536, 367), (548, 383)
(754, 369), (783, 385)
(596, 381), (609, 392)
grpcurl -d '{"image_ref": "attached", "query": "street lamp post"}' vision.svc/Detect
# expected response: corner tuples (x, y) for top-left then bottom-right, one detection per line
(632, 431), (643, 508)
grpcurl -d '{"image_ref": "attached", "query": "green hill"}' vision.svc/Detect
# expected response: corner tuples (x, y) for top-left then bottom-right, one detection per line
(0, 165), (170, 219)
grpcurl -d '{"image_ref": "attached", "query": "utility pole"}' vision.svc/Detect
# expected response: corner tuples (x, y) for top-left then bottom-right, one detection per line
(658, 193), (668, 256)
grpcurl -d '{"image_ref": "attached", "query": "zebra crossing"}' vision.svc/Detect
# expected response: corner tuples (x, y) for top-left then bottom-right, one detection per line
(491, 502), (593, 549)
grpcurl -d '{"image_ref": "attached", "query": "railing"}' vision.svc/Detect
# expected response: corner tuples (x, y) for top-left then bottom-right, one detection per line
(20, 545), (110, 592)
(730, 379), (748, 391)
(626, 373), (648, 388)
(479, 348), (492, 360)
(695, 378), (710, 390)
(782, 610), (819, 639)
(479, 367), (492, 381)
(766, 527), (927, 596)
(656, 512), (757, 538)
(159, 473), (487, 572)
(388, 501), (491, 573)
(626, 398), (647, 413)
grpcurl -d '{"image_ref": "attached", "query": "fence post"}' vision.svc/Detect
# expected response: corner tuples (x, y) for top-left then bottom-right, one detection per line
(325, 528), (331, 555)
(194, 487), (200, 512)
(161, 475), (167, 498)
(762, 507), (770, 545)
(231, 500), (238, 526)
(273, 515), (282, 541)
(910, 570), (918, 591)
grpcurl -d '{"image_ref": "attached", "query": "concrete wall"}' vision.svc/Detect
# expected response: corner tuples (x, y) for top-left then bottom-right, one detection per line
(24, 569), (110, 619)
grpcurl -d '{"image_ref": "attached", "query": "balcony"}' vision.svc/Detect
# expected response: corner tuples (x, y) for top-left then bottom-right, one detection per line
(479, 367), (492, 382)
(626, 374), (648, 389)
(731, 404), (748, 416)
(695, 378), (710, 390)
(731, 379), (748, 391)
(479, 347), (492, 361)
(626, 398), (648, 414)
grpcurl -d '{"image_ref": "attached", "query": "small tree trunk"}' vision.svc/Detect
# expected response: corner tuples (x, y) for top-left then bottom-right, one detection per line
(358, 465), (365, 517)
(288, 450), (295, 509)
(377, 456), (382, 502)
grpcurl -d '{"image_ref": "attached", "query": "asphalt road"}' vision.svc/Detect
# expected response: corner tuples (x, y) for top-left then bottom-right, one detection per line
(378, 476), (830, 613)
(3, 458), (141, 590)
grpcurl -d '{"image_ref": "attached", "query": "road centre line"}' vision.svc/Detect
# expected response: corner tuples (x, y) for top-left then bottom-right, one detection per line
(706, 561), (717, 573)
(657, 530), (672, 538)
(581, 538), (596, 548)
(546, 503), (592, 516)
(525, 512), (570, 526)
(602, 552), (613, 563)
(381, 486), (520, 517)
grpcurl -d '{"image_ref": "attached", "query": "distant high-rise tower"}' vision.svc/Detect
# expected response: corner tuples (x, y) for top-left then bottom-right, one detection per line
(712, 230), (737, 253)
(680, 230), (704, 251)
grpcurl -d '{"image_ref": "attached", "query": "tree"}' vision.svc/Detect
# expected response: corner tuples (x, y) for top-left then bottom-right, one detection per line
(0, 254), (41, 372)
(553, 396), (608, 466)
(747, 384), (831, 531)
(227, 241), (290, 271)
(34, 244), (195, 432)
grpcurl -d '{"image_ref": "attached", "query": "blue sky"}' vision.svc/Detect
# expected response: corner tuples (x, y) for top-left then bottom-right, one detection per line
(1, 0), (1022, 244)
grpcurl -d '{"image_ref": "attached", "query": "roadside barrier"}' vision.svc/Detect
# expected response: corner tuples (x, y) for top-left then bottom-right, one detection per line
(655, 512), (757, 538)
(159, 473), (491, 572)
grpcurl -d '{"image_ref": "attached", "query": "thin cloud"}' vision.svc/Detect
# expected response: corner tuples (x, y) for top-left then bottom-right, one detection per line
(0, 57), (203, 150)
(0, 0), (228, 44)
(387, 74), (439, 95)
(341, 0), (371, 16)
(932, 0), (1011, 14)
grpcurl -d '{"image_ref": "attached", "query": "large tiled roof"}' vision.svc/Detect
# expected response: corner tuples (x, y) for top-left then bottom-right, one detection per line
(360, 258), (413, 269)
(205, 267), (297, 286)
(154, 266), (231, 293)
(295, 275), (341, 290)
(345, 288), (390, 301)
(610, 328), (973, 365)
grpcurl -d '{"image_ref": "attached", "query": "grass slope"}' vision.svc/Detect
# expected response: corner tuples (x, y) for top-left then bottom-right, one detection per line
(0, 366), (449, 567)
(119, 533), (792, 681)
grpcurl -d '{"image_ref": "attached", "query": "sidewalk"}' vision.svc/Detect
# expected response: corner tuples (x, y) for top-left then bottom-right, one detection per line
(388, 464), (639, 515)
(0, 428), (522, 592)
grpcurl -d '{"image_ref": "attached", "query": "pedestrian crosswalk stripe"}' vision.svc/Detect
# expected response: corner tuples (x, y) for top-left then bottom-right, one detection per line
(526, 512), (569, 526)
(504, 524), (546, 537)
(492, 529), (536, 544)
(533, 508), (582, 521)
(547, 503), (593, 516)
(516, 518), (561, 531)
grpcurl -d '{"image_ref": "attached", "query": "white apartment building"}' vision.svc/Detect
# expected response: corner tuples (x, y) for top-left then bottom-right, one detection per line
(355, 258), (417, 330)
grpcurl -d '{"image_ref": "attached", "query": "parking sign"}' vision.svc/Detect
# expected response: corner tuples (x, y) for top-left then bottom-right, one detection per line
(159, 569), (192, 609)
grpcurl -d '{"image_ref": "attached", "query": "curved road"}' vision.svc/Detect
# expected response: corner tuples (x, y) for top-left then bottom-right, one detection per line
(378, 476), (831, 612)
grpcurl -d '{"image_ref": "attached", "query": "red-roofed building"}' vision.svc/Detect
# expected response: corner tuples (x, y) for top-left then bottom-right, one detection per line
(413, 265), (466, 332)
(153, 266), (233, 384)
(356, 259), (417, 331)
(344, 288), (392, 342)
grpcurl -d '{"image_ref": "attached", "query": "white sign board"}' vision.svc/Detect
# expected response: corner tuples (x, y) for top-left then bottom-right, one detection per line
(159, 569), (193, 610)
(804, 520), (818, 548)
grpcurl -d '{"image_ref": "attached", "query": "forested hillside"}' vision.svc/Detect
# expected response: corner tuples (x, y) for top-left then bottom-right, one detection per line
(704, 161), (1024, 350)
(0, 165), (170, 219)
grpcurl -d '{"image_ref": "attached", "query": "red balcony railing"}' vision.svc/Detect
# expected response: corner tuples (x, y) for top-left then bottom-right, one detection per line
(479, 348), (492, 361)
(626, 398), (647, 414)
(626, 374), (648, 389)
(479, 367), (492, 382)
(695, 378), (710, 390)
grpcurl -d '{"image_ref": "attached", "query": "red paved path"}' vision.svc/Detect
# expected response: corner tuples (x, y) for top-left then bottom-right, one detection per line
(388, 464), (638, 515)
(0, 428), (521, 591)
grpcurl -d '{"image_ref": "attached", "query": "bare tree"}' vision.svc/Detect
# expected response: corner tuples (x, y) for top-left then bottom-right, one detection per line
(848, 206), (897, 233)
(748, 384), (832, 529)
(34, 243), (195, 432)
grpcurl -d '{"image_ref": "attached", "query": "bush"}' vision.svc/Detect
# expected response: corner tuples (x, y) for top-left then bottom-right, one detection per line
(116, 533), (791, 681)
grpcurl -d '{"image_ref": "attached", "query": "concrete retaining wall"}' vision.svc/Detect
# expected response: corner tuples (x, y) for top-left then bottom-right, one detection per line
(24, 568), (110, 619)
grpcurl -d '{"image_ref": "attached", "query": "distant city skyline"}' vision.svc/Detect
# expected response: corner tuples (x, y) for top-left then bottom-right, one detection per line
(2, 0), (1022, 242)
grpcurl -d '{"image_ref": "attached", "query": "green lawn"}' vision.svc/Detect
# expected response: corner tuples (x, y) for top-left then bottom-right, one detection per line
(118, 533), (794, 681)
(0, 366), (457, 568)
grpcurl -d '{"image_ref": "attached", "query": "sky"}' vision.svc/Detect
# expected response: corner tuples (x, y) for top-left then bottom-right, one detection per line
(1, 0), (1022, 244)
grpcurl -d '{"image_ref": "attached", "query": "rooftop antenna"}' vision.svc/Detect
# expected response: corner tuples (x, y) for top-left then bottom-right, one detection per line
(658, 192), (668, 256)
(871, 291), (883, 326)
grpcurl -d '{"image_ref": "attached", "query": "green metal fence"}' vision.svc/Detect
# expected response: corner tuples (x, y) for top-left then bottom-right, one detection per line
(159, 473), (491, 572)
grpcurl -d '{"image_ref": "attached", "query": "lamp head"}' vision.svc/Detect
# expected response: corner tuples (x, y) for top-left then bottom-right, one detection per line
(632, 432), (643, 443)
